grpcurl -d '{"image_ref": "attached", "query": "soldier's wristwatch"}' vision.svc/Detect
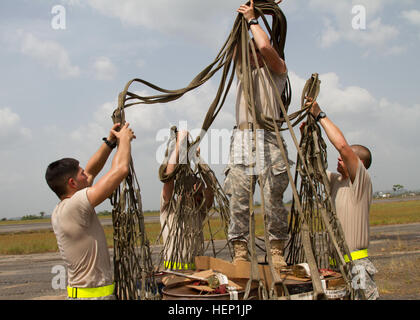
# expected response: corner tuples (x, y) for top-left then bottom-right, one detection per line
(248, 19), (259, 26)
(102, 137), (117, 149)
(316, 112), (326, 122)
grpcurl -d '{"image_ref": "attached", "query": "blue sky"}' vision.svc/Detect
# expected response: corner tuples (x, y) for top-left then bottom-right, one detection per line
(0, 0), (419, 219)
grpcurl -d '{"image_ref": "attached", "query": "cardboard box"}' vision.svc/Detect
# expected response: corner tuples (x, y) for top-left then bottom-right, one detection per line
(194, 256), (312, 291)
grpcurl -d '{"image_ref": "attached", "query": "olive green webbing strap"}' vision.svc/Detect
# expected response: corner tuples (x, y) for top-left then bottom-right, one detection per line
(114, 2), (302, 141)
(247, 39), (325, 298)
(286, 74), (365, 299)
(235, 12), (325, 296)
(239, 18), (265, 299)
(110, 107), (159, 300)
(238, 20), (283, 299)
(262, 65), (362, 299)
(197, 161), (233, 257)
(235, 2), (305, 299)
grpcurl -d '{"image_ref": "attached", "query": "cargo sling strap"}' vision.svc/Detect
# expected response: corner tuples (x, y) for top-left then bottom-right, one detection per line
(110, 0), (364, 300)
(286, 73), (366, 300)
(157, 127), (232, 271)
(110, 107), (160, 300)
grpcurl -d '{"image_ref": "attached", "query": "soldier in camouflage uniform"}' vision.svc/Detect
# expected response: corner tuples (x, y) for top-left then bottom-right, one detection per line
(224, 1), (293, 273)
(224, 129), (292, 244)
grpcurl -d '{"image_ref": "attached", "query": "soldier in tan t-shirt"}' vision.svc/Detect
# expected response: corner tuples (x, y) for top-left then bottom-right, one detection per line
(160, 130), (213, 270)
(45, 122), (135, 299)
(303, 98), (379, 300)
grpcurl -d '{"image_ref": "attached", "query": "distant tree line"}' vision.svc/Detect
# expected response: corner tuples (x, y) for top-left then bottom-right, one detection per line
(21, 211), (46, 221)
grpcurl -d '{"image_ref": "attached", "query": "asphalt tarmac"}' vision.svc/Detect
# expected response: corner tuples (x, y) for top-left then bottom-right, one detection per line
(0, 223), (419, 300)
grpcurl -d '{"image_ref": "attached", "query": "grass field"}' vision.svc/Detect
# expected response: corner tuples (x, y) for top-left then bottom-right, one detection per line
(0, 199), (419, 255)
(370, 200), (420, 225)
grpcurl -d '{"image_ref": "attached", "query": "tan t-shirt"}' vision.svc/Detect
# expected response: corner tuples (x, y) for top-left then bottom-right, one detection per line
(51, 188), (113, 288)
(235, 68), (288, 126)
(327, 159), (372, 252)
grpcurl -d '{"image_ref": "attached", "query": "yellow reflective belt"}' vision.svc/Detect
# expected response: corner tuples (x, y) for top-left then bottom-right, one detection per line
(67, 283), (115, 298)
(329, 249), (368, 266)
(164, 260), (195, 270)
(344, 249), (368, 263)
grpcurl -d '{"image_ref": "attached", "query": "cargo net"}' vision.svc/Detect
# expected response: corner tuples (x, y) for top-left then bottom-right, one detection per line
(284, 74), (361, 299)
(110, 0), (362, 300)
(110, 108), (160, 300)
(157, 127), (233, 271)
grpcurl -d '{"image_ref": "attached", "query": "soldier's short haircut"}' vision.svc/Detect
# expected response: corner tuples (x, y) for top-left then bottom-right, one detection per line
(45, 158), (79, 199)
(351, 145), (372, 169)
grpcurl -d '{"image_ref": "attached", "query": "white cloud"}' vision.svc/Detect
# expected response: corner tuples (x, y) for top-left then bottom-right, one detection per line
(402, 9), (420, 26)
(111, 80), (235, 134)
(320, 19), (341, 48)
(306, 0), (405, 55)
(349, 18), (400, 48)
(62, 78), (236, 178)
(93, 56), (117, 80)
(315, 72), (376, 114)
(309, 0), (394, 18)
(17, 31), (80, 78)
(402, 9), (420, 41)
(60, 0), (84, 6)
(0, 107), (31, 144)
(68, 0), (238, 47)
(0, 106), (31, 211)
(283, 70), (420, 195)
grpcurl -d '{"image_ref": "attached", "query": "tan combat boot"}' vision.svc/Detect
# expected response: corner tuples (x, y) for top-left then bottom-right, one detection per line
(270, 240), (287, 274)
(232, 241), (249, 263)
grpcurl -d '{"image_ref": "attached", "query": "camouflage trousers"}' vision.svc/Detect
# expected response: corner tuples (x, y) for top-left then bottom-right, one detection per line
(352, 258), (380, 300)
(223, 129), (292, 243)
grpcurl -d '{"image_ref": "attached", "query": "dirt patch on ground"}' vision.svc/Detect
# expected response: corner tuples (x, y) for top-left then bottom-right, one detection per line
(371, 237), (420, 299)
(376, 256), (420, 299)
